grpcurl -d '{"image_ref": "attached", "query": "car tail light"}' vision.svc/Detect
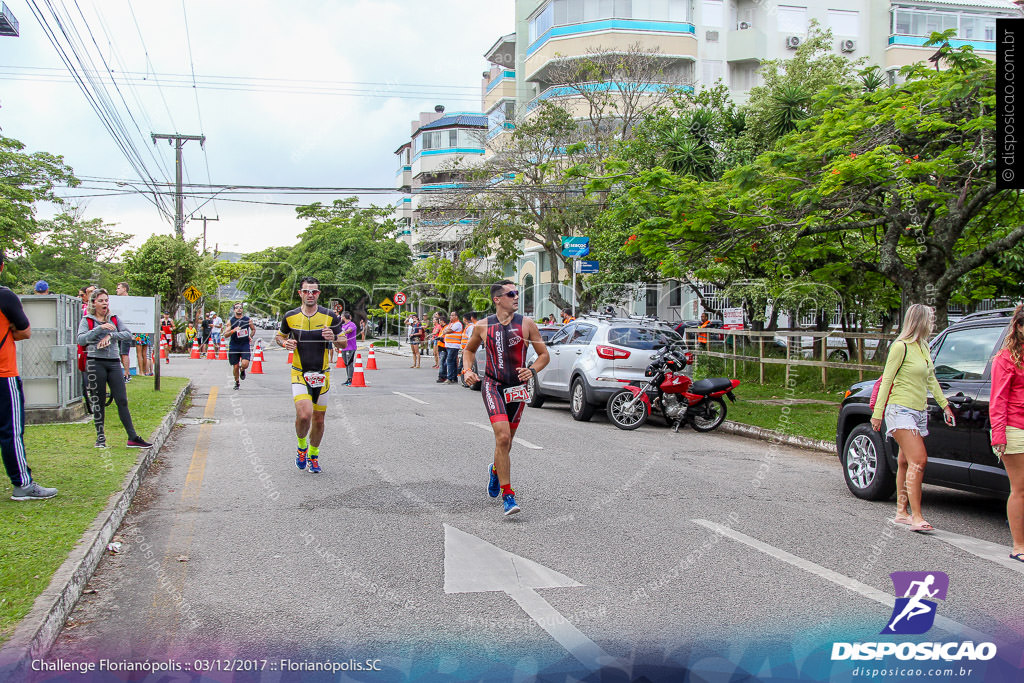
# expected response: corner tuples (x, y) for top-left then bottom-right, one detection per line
(596, 345), (631, 360)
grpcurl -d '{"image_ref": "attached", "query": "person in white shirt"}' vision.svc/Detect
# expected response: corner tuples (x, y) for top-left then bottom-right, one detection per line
(211, 313), (224, 348)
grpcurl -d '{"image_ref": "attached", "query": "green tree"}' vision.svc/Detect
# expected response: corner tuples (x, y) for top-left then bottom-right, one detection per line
(123, 235), (205, 316)
(402, 254), (499, 314)
(285, 198), (412, 326)
(13, 211), (130, 294)
(236, 246), (294, 317)
(0, 135), (78, 256)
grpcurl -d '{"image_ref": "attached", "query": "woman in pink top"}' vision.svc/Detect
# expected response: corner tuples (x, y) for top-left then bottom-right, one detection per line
(990, 305), (1024, 563)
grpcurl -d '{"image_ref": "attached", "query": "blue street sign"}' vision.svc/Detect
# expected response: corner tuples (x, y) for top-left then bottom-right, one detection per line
(576, 260), (599, 274)
(562, 246), (590, 258)
(561, 236), (589, 249)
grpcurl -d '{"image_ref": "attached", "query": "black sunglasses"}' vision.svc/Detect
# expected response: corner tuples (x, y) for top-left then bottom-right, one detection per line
(500, 290), (519, 299)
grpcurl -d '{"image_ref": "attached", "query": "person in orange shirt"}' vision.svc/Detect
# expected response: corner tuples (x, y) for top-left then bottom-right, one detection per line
(0, 250), (58, 500)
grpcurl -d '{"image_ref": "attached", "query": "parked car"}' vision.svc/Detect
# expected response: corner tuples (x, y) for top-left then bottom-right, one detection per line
(468, 316), (689, 421)
(836, 309), (1014, 501)
(674, 319), (726, 342)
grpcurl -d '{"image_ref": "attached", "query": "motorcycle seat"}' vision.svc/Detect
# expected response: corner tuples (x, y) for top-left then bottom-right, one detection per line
(689, 378), (734, 395)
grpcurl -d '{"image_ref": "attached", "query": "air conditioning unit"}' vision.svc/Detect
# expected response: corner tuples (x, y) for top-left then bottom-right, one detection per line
(706, 30), (720, 42)
(785, 35), (802, 49)
(840, 39), (856, 53)
(739, 21), (752, 30)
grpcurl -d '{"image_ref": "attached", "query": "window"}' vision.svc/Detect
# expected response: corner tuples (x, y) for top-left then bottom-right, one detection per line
(449, 130), (459, 147)
(703, 0), (723, 28)
(892, 9), (962, 38)
(827, 9), (858, 36)
(730, 62), (760, 90)
(930, 326), (1003, 381)
(549, 323), (574, 346)
(701, 59), (724, 88)
(607, 326), (684, 350)
(532, 0), (691, 38)
(669, 280), (681, 307)
(529, 2), (554, 43)
(777, 5), (807, 33)
(645, 287), (658, 316)
(570, 324), (597, 344)
(522, 274), (535, 315)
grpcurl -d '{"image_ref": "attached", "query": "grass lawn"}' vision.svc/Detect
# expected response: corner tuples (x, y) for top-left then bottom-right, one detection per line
(692, 360), (850, 444)
(0, 376), (188, 645)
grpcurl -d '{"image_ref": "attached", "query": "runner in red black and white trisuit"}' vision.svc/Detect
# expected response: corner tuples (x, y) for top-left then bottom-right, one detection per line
(462, 280), (550, 516)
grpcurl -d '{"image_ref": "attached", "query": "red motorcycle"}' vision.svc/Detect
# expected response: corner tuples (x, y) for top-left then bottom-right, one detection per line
(605, 346), (740, 432)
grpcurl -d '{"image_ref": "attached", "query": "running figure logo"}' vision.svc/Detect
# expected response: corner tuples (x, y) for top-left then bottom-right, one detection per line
(882, 571), (949, 635)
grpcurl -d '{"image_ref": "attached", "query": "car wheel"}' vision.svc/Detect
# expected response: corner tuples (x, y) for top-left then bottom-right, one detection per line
(527, 365), (544, 408)
(569, 377), (595, 422)
(842, 423), (895, 500)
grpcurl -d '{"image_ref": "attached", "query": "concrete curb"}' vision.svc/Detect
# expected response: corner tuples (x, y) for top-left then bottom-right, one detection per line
(720, 419), (836, 455)
(0, 381), (194, 677)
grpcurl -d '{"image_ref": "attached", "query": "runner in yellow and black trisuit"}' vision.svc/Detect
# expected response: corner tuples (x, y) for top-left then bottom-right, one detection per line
(275, 277), (343, 474)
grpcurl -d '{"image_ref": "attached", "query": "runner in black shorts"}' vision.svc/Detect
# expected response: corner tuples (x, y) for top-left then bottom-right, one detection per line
(462, 280), (549, 516)
(225, 303), (255, 390)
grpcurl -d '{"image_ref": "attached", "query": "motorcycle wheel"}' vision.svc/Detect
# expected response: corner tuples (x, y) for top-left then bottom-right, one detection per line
(690, 397), (727, 432)
(605, 389), (649, 431)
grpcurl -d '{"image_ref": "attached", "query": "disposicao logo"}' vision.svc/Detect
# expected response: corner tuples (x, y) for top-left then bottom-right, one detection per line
(831, 571), (998, 663)
(883, 571), (948, 635)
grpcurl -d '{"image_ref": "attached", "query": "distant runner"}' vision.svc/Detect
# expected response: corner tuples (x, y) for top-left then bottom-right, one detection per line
(225, 303), (256, 390)
(275, 278), (343, 474)
(462, 280), (549, 516)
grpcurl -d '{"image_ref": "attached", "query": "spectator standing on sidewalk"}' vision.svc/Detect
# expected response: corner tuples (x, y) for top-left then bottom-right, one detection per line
(407, 314), (425, 369)
(459, 311), (479, 379)
(0, 250), (58, 500)
(33, 281), (49, 295)
(431, 313), (444, 370)
(114, 282), (133, 382)
(440, 310), (463, 385)
(200, 313), (213, 354)
(77, 289), (152, 450)
(340, 311), (358, 386)
(870, 303), (954, 533)
(989, 304), (1024, 563)
(211, 311), (224, 349)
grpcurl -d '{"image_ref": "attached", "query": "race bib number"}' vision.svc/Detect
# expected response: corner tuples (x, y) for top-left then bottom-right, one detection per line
(503, 384), (531, 403)
(303, 371), (327, 389)
(235, 327), (249, 339)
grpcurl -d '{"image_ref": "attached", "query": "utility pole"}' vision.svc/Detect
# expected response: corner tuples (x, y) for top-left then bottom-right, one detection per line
(196, 215), (219, 254)
(151, 133), (205, 239)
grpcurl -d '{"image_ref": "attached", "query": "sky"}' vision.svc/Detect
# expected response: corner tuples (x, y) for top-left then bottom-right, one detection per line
(0, 0), (515, 254)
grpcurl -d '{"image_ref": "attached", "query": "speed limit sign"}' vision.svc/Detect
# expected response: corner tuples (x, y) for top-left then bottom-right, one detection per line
(394, 292), (407, 305)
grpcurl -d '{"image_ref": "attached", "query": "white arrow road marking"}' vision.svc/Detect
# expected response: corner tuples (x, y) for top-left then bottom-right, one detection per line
(443, 524), (616, 670)
(692, 519), (991, 643)
(392, 391), (429, 405)
(465, 421), (543, 450)
(927, 528), (1024, 574)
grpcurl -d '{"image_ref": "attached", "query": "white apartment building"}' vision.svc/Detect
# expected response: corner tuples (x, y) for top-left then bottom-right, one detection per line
(473, 0), (1021, 322)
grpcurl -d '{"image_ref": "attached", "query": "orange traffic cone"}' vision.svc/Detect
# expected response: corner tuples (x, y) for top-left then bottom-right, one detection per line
(218, 339), (228, 360)
(249, 342), (264, 374)
(335, 349), (346, 369)
(206, 341), (217, 360)
(366, 343), (378, 370)
(190, 339), (200, 359)
(159, 336), (168, 362)
(350, 353), (367, 387)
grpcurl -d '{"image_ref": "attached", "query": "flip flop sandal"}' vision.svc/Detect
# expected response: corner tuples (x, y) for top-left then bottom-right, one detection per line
(909, 521), (935, 533)
(891, 516), (913, 526)
(1010, 553), (1024, 563)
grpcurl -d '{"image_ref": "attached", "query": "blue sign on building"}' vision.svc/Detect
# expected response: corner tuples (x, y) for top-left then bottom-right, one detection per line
(561, 236), (590, 258)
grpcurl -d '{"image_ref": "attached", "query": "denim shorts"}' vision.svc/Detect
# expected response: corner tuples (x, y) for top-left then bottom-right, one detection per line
(884, 404), (928, 438)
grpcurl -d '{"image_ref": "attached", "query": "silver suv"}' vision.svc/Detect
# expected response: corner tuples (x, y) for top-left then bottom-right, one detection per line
(526, 316), (688, 421)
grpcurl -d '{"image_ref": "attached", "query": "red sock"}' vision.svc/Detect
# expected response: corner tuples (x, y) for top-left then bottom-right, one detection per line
(501, 484), (514, 497)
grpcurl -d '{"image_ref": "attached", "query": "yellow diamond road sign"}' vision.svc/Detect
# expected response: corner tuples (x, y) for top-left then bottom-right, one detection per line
(182, 286), (203, 303)
(379, 298), (395, 313)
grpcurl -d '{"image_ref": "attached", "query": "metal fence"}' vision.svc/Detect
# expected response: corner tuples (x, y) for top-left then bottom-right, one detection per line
(17, 294), (84, 420)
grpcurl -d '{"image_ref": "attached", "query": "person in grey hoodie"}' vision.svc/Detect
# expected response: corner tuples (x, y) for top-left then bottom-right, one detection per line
(77, 289), (152, 449)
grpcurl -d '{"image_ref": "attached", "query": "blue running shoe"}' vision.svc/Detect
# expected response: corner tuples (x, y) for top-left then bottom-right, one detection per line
(502, 493), (521, 516)
(296, 446), (308, 470)
(487, 464), (500, 498)
(309, 456), (321, 474)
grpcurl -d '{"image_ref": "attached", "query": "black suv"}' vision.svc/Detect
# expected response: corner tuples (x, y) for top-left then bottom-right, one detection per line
(837, 310), (1013, 501)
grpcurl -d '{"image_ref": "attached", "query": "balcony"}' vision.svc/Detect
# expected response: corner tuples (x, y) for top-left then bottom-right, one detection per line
(725, 26), (766, 63)
(394, 165), (412, 191)
(483, 70), (516, 113)
(524, 19), (697, 83)
(0, 3), (19, 37)
(525, 81), (693, 118)
(885, 34), (996, 70)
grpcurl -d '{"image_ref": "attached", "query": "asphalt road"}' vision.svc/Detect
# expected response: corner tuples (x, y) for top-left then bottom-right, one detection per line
(39, 333), (1024, 681)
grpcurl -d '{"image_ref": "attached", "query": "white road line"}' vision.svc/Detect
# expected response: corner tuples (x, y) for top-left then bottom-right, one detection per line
(692, 519), (991, 642)
(929, 528), (1024, 575)
(392, 391), (429, 405)
(466, 421), (543, 450)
